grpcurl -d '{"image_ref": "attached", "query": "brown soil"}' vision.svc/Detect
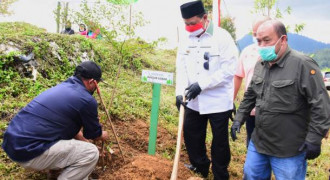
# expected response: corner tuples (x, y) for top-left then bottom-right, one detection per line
(92, 119), (197, 180)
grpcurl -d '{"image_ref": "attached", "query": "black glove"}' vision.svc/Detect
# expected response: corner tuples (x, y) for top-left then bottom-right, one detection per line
(185, 82), (202, 101)
(230, 120), (242, 141)
(298, 141), (321, 160)
(229, 103), (236, 121)
(175, 95), (187, 111)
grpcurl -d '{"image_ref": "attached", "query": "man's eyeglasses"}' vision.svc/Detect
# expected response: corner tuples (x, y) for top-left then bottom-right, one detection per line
(203, 52), (220, 70)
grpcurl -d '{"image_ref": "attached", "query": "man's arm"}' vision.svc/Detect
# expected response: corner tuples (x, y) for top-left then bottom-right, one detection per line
(80, 99), (103, 139)
(231, 80), (257, 141)
(175, 45), (189, 96)
(234, 47), (248, 100)
(75, 130), (109, 142)
(234, 76), (243, 100)
(235, 82), (257, 124)
(93, 131), (109, 141)
(300, 59), (330, 145)
(75, 130), (89, 142)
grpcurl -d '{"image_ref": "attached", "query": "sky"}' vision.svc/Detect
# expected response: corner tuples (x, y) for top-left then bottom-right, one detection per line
(1, 0), (330, 49)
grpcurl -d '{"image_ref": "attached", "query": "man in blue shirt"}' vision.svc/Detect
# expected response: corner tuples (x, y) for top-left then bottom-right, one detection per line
(2, 61), (109, 180)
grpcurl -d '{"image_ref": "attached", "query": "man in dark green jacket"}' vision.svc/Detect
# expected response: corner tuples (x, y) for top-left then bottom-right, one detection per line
(231, 20), (330, 180)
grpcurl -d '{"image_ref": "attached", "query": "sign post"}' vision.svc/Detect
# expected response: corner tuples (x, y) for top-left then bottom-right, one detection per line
(141, 70), (173, 155)
(148, 83), (161, 155)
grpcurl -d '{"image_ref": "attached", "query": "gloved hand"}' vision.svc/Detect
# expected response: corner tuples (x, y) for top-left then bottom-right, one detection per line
(230, 120), (242, 141)
(185, 82), (201, 101)
(229, 103), (236, 121)
(298, 141), (321, 160)
(176, 95), (187, 111)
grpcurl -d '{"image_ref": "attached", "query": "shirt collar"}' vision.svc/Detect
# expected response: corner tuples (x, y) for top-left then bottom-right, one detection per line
(205, 21), (213, 36)
(71, 76), (86, 86)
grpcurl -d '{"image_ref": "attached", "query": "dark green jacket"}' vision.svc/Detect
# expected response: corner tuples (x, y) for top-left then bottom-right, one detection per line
(235, 47), (330, 157)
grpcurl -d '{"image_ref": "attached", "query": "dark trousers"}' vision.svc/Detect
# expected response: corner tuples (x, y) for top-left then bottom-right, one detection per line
(183, 108), (231, 180)
(245, 115), (255, 148)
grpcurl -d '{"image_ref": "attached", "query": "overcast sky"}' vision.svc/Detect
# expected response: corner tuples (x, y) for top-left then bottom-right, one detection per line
(1, 0), (329, 48)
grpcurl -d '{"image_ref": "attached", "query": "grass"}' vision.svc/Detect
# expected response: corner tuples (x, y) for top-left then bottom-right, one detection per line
(0, 22), (329, 179)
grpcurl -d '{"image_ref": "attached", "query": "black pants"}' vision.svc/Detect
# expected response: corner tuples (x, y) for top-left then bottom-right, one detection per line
(245, 115), (255, 148)
(183, 108), (231, 180)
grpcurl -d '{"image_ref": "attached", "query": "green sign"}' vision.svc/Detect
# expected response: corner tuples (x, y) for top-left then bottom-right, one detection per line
(141, 70), (173, 155)
(141, 70), (174, 86)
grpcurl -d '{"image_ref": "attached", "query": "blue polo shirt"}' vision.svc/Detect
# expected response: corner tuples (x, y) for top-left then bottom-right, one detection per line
(2, 76), (102, 162)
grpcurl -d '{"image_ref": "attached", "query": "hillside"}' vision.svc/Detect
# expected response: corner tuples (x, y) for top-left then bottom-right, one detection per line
(0, 22), (329, 180)
(313, 48), (330, 69)
(237, 33), (330, 69)
(237, 33), (330, 54)
(0, 22), (194, 180)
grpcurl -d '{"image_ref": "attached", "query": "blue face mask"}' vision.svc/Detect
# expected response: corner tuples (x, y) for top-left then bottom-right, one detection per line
(258, 36), (283, 61)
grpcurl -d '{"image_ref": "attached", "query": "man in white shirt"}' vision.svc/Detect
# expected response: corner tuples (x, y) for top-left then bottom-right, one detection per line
(175, 1), (238, 179)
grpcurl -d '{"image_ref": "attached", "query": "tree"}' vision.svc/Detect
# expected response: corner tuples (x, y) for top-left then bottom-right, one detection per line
(62, 2), (69, 30)
(202, 0), (212, 12)
(202, 0), (237, 41)
(0, 0), (17, 15)
(106, 0), (138, 5)
(53, 1), (70, 33)
(221, 16), (236, 41)
(72, 0), (145, 40)
(252, 0), (305, 34)
(54, 2), (61, 33)
(70, 0), (160, 112)
(313, 48), (330, 69)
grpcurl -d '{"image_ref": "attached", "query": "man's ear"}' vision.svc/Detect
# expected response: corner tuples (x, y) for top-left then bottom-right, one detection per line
(88, 79), (94, 84)
(283, 35), (288, 42)
(203, 14), (208, 20)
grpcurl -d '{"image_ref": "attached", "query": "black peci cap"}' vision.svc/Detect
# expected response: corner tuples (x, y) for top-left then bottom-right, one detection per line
(180, 1), (205, 19)
(74, 61), (103, 81)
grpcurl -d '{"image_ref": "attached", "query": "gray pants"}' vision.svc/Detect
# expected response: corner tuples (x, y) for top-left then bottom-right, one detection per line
(19, 139), (99, 180)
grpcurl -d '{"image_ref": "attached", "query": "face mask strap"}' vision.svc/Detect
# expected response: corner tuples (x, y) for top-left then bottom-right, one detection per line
(274, 35), (285, 46)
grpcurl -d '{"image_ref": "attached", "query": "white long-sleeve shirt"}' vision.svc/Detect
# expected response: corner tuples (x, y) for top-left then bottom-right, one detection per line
(175, 22), (238, 114)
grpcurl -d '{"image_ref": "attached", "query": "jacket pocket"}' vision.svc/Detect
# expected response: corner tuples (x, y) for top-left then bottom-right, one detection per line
(252, 76), (264, 97)
(269, 79), (298, 112)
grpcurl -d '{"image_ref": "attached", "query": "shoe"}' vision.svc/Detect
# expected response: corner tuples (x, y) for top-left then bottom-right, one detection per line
(184, 163), (197, 172)
(184, 163), (208, 178)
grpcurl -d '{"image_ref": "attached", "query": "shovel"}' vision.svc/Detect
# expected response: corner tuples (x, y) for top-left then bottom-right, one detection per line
(170, 95), (186, 180)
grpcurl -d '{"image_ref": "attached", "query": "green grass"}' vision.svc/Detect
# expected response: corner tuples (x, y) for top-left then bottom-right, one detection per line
(0, 22), (329, 179)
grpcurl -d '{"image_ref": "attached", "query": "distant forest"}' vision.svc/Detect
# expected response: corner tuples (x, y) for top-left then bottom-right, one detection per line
(237, 33), (330, 69)
(313, 48), (330, 69)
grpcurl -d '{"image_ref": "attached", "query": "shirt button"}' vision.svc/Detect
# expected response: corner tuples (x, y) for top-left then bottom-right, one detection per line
(197, 51), (199, 53)
(197, 73), (200, 75)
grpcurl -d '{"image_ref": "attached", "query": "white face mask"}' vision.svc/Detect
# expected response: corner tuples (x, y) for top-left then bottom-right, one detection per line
(189, 28), (204, 37)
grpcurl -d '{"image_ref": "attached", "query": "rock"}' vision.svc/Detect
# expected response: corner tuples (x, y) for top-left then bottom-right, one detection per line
(49, 41), (62, 61)
(0, 43), (20, 55)
(81, 52), (89, 62)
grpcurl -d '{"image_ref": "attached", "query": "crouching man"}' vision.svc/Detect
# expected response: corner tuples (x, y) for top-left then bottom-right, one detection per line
(2, 61), (109, 180)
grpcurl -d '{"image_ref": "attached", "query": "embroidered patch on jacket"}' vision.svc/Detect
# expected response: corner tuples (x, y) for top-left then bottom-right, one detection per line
(310, 69), (316, 75)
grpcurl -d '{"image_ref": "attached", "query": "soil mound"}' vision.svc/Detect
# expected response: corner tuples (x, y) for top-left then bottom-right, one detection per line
(92, 119), (197, 180)
(102, 154), (194, 180)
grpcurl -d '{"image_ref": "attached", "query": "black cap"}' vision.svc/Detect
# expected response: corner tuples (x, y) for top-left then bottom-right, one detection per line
(180, 1), (205, 19)
(74, 61), (103, 81)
